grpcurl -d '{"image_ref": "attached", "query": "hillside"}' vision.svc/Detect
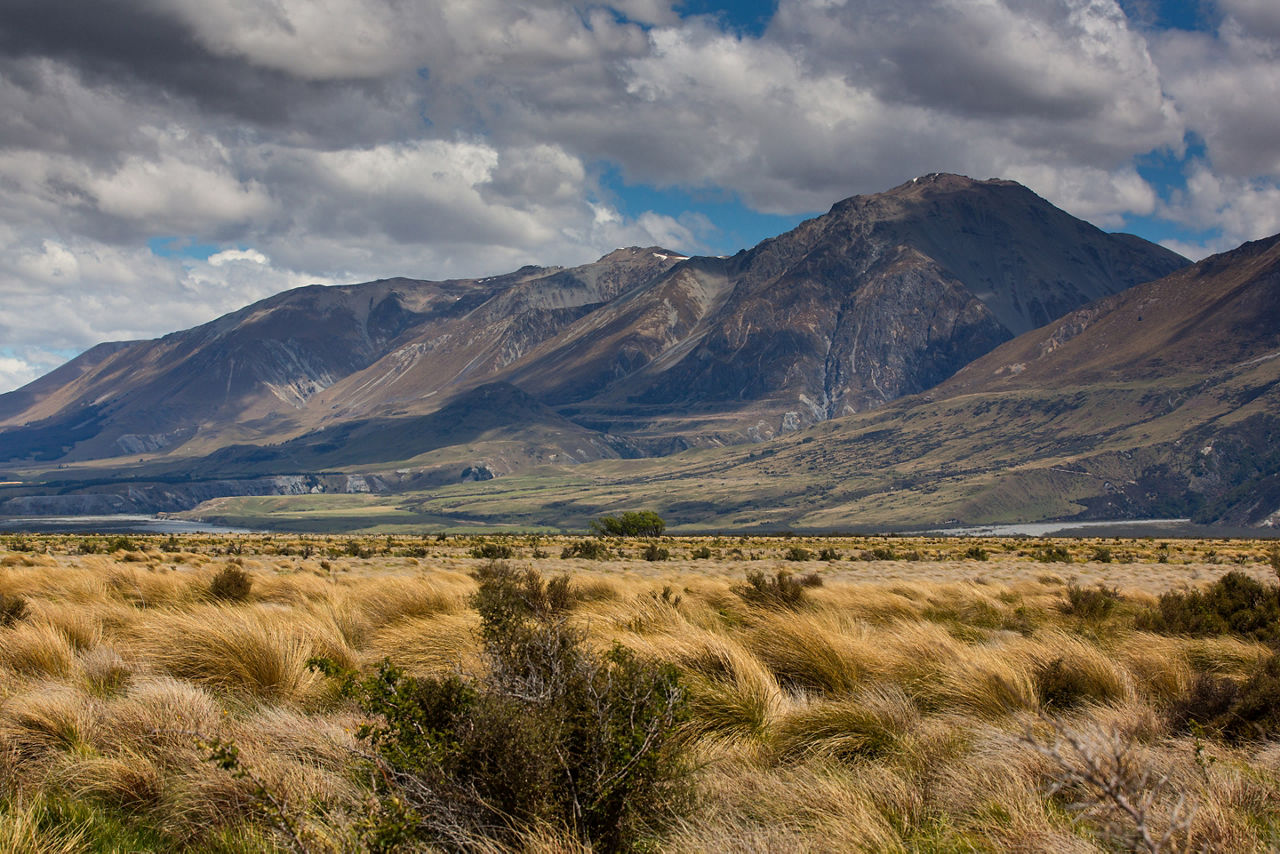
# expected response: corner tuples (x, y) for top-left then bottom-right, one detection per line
(167, 233), (1280, 532)
(0, 175), (1184, 470)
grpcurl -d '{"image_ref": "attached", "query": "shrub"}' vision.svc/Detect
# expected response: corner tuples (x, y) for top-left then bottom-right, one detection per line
(1036, 657), (1095, 710)
(316, 563), (690, 851)
(0, 592), (29, 627)
(208, 565), (252, 602)
(560, 539), (611, 560)
(964, 545), (989, 561)
(1136, 570), (1280, 643)
(733, 569), (821, 609)
(1171, 654), (1280, 742)
(784, 546), (812, 562)
(643, 543), (670, 562)
(591, 511), (666, 538)
(469, 542), (514, 560)
(1090, 546), (1113, 563)
(817, 547), (840, 562)
(689, 546), (713, 560)
(1062, 583), (1121, 620)
(1036, 545), (1072, 563)
(104, 536), (136, 553)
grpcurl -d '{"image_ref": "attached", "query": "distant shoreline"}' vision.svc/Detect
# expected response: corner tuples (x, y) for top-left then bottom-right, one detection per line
(0, 515), (253, 535)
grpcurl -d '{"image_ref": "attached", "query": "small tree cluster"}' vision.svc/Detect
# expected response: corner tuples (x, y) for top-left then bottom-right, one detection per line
(591, 510), (666, 537)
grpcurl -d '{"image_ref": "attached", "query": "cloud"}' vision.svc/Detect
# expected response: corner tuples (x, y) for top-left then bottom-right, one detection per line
(1158, 161), (1280, 251)
(0, 0), (1276, 395)
(1154, 19), (1280, 177)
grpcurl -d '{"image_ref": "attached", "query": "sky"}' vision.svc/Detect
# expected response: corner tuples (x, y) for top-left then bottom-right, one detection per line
(1, 0), (1278, 393)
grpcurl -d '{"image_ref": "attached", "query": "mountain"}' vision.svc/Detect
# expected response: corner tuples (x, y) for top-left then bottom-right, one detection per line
(445, 232), (1277, 533)
(168, 230), (1274, 534)
(0, 174), (1186, 481)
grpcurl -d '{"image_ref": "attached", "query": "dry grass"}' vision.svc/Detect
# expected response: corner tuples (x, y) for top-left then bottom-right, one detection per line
(2, 533), (1280, 851)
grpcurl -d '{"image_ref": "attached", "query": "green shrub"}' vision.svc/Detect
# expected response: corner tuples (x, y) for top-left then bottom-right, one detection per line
(1036, 545), (1072, 563)
(469, 542), (515, 560)
(643, 543), (670, 562)
(964, 545), (989, 561)
(315, 563), (690, 851)
(1061, 583), (1121, 620)
(734, 569), (821, 609)
(784, 545), (812, 562)
(560, 539), (612, 560)
(1090, 546), (1113, 563)
(591, 511), (666, 538)
(105, 536), (137, 554)
(689, 546), (713, 560)
(817, 547), (841, 562)
(1171, 654), (1280, 742)
(0, 592), (29, 627)
(209, 565), (252, 602)
(1136, 571), (1280, 643)
(1035, 657), (1094, 710)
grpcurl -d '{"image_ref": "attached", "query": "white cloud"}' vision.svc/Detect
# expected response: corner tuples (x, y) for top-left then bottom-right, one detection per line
(208, 248), (269, 265)
(1160, 161), (1280, 248)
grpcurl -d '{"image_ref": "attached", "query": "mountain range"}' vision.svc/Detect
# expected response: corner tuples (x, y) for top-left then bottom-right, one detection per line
(4, 173), (1276, 531)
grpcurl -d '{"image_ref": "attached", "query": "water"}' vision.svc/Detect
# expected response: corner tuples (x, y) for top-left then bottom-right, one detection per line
(923, 519), (1192, 537)
(0, 515), (253, 535)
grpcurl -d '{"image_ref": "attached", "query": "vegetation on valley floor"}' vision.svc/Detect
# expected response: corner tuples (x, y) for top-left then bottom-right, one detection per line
(2, 533), (1280, 850)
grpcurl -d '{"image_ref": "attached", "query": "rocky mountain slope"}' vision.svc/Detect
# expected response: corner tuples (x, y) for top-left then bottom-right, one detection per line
(174, 230), (1274, 534)
(0, 174), (1185, 479)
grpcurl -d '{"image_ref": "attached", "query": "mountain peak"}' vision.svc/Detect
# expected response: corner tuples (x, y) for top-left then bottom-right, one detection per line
(595, 246), (689, 264)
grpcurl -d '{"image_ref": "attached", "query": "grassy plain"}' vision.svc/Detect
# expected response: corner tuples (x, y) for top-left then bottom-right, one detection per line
(2, 533), (1280, 851)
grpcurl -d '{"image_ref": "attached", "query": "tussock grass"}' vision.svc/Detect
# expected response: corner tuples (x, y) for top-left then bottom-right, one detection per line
(365, 611), (481, 674)
(0, 795), (90, 854)
(0, 683), (98, 760)
(742, 609), (883, 695)
(3, 535), (1280, 851)
(0, 621), (77, 677)
(126, 605), (355, 702)
(771, 685), (919, 761)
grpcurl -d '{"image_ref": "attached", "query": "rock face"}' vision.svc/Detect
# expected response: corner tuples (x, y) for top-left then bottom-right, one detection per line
(0, 174), (1187, 472)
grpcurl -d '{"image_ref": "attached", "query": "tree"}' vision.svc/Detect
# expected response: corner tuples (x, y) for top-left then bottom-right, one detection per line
(591, 510), (666, 537)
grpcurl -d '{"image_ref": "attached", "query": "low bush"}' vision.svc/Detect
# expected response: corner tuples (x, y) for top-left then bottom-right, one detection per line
(0, 592), (29, 627)
(560, 539), (612, 560)
(208, 565), (252, 602)
(1136, 570), (1280, 643)
(643, 543), (670, 562)
(817, 547), (841, 562)
(315, 562), (690, 851)
(1036, 545), (1072, 563)
(784, 546), (812, 562)
(1171, 654), (1280, 742)
(734, 569), (822, 609)
(1089, 546), (1113, 563)
(1062, 583), (1121, 621)
(469, 542), (514, 560)
(690, 546), (713, 560)
(964, 545), (989, 561)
